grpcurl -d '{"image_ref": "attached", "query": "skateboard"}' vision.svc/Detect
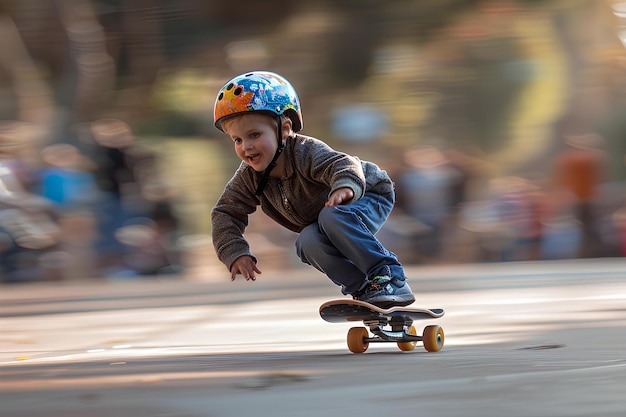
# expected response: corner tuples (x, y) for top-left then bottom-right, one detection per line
(319, 299), (445, 353)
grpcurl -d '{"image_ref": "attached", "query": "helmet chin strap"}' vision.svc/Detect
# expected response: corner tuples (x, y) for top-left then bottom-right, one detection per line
(255, 116), (285, 196)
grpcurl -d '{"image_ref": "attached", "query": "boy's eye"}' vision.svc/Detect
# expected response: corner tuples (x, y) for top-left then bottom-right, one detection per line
(233, 138), (242, 144)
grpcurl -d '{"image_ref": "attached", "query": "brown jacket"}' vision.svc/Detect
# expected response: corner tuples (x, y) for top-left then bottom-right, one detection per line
(211, 134), (394, 270)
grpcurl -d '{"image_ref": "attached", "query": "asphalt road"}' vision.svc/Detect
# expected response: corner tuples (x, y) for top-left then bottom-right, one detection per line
(2, 258), (626, 417)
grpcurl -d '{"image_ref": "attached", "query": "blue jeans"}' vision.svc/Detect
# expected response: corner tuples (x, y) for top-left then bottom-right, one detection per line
(295, 191), (405, 295)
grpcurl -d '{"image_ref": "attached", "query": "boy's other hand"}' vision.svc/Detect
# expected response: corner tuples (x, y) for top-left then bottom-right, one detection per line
(230, 255), (261, 281)
(326, 187), (354, 207)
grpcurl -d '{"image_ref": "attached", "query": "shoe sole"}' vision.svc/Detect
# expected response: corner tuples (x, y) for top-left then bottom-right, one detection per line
(364, 296), (416, 309)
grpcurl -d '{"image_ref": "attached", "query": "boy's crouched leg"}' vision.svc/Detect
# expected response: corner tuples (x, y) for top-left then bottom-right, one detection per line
(317, 203), (415, 308)
(317, 203), (404, 280)
(296, 223), (365, 295)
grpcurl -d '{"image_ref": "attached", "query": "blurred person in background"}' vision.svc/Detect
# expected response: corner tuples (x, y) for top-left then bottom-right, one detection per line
(553, 133), (608, 258)
(396, 145), (463, 262)
(455, 176), (546, 262)
(211, 71), (414, 308)
(488, 176), (546, 261)
(39, 143), (101, 210)
(115, 153), (182, 276)
(613, 202), (626, 257)
(38, 143), (101, 279)
(0, 121), (62, 282)
(81, 118), (138, 275)
(81, 119), (179, 276)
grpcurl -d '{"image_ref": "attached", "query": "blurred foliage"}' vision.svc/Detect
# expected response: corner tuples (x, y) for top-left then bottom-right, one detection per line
(0, 0), (624, 181)
(1, 0), (624, 268)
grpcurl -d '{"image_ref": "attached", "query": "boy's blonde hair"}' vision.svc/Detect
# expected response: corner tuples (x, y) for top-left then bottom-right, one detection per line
(221, 112), (291, 135)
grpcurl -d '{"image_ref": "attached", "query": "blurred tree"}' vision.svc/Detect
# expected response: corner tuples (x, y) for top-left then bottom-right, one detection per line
(0, 0), (623, 185)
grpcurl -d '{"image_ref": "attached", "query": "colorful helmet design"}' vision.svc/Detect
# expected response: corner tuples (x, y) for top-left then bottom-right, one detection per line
(213, 71), (303, 132)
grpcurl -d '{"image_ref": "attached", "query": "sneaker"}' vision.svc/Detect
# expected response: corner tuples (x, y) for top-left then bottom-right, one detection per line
(353, 275), (416, 308)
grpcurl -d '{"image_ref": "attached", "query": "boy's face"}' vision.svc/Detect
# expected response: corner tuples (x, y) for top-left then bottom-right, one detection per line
(224, 113), (281, 172)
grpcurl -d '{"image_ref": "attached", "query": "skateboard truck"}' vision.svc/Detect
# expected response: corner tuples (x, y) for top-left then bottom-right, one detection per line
(351, 318), (443, 354)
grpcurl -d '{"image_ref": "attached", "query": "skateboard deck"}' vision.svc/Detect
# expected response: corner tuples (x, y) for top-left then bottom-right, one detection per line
(319, 299), (445, 353)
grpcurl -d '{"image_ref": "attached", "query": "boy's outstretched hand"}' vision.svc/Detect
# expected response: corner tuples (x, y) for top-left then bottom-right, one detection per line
(230, 255), (261, 281)
(325, 187), (354, 207)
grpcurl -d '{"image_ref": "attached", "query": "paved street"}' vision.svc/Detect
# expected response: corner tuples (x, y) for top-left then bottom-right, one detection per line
(2, 258), (626, 416)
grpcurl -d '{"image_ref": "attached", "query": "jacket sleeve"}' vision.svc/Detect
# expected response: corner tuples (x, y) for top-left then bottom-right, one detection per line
(299, 136), (366, 203)
(211, 165), (259, 271)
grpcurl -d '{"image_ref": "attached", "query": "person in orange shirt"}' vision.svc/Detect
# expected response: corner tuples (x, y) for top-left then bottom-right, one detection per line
(553, 133), (608, 257)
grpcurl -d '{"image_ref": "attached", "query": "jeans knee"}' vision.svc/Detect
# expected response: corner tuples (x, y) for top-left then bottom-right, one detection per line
(318, 206), (347, 230)
(296, 224), (318, 259)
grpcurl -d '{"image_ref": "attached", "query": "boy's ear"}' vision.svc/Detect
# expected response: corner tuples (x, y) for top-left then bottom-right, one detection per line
(281, 118), (293, 138)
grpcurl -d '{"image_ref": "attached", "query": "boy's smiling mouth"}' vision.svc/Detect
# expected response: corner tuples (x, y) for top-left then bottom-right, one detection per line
(247, 153), (262, 164)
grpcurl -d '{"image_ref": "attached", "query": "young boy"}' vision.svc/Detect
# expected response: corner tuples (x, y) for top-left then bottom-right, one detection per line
(211, 71), (415, 308)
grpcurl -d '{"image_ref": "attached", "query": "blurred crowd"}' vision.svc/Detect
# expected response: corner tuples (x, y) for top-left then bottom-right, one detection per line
(2, 1), (626, 283)
(385, 134), (626, 265)
(0, 119), (182, 283)
(1, 117), (625, 283)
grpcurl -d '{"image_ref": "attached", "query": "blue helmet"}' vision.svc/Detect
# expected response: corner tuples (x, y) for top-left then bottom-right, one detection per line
(214, 71), (303, 132)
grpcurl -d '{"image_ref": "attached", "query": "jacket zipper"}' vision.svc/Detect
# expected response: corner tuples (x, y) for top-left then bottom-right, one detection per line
(277, 181), (292, 213)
